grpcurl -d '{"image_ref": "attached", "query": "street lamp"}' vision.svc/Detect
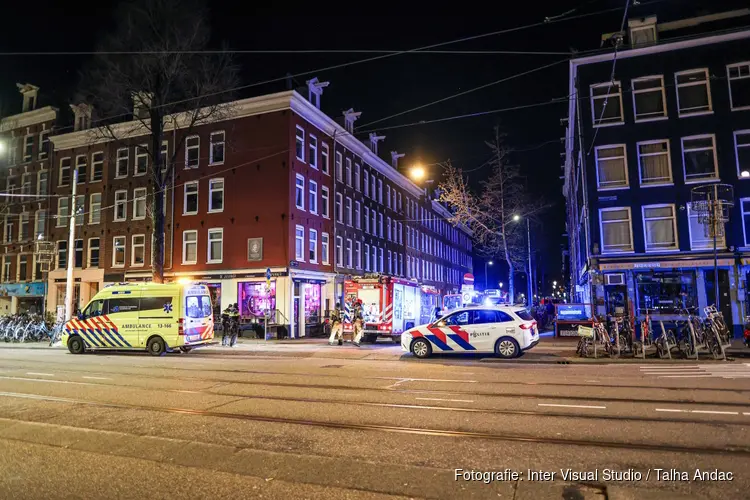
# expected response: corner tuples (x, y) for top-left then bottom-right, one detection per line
(499, 282), (503, 288)
(512, 214), (520, 222)
(484, 260), (493, 289)
(410, 165), (426, 181)
(742, 171), (750, 178)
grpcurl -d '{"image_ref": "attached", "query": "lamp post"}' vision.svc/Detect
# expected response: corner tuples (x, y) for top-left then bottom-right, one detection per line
(512, 215), (533, 307)
(484, 260), (493, 290)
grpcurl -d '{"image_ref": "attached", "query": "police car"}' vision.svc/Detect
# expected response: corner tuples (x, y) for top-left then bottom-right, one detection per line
(401, 306), (539, 359)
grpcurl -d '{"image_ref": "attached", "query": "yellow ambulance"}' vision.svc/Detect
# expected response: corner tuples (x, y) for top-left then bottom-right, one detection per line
(61, 282), (215, 356)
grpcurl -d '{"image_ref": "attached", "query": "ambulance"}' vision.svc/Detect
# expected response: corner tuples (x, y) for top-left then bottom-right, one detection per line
(343, 276), (420, 343)
(61, 282), (214, 356)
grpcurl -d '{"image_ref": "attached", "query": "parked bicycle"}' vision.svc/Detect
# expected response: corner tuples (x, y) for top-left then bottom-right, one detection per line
(0, 313), (63, 344)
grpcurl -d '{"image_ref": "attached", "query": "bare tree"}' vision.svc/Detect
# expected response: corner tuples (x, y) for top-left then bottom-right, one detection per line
(77, 0), (239, 282)
(439, 127), (545, 303)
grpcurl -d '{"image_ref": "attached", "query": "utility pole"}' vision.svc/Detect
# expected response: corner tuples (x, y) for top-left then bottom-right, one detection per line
(64, 170), (77, 320)
(527, 218), (532, 308)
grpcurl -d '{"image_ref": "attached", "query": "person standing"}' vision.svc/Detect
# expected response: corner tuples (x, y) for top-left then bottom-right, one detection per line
(228, 303), (240, 347)
(221, 304), (232, 347)
(328, 303), (343, 346)
(352, 299), (364, 347)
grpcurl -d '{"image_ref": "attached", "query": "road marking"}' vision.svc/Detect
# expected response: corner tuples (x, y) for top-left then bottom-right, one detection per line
(374, 376), (478, 383)
(656, 375), (717, 378)
(585, 380), (600, 383)
(656, 408), (742, 415)
(26, 372), (54, 377)
(655, 408), (687, 413)
(538, 403), (606, 410)
(416, 398), (475, 403)
(82, 376), (112, 380)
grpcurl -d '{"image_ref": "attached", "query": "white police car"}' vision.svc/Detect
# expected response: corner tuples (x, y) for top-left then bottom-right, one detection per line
(401, 306), (539, 359)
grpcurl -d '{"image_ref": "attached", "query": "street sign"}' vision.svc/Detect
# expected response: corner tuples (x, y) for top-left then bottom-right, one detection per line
(265, 268), (272, 280)
(463, 273), (475, 285)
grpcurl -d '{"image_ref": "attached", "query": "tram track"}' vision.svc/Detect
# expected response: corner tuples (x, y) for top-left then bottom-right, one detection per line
(0, 390), (748, 457)
(0, 374), (748, 427)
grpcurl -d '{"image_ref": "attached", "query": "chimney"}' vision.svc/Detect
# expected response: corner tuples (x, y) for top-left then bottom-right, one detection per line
(391, 151), (405, 169)
(70, 103), (93, 132)
(132, 91), (153, 120)
(16, 83), (39, 112)
(306, 77), (330, 109)
(342, 108), (361, 134)
(369, 133), (385, 155)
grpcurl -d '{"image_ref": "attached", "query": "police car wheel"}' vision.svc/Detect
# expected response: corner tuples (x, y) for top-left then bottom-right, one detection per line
(411, 338), (432, 359)
(495, 337), (520, 359)
(67, 336), (85, 355)
(147, 337), (167, 356)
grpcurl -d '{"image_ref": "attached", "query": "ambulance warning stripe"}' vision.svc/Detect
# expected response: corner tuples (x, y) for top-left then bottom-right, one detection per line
(91, 316), (125, 348)
(98, 316), (132, 347)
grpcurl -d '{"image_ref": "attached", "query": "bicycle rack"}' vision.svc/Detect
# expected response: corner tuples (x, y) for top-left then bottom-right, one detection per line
(704, 306), (731, 361)
(656, 320), (677, 359)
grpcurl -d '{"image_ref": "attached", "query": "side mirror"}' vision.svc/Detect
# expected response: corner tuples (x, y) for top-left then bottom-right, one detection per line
(77, 313), (84, 320)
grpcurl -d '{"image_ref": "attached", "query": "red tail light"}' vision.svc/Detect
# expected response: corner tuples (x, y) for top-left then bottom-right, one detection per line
(519, 322), (536, 330)
(744, 329), (750, 339)
(178, 318), (185, 336)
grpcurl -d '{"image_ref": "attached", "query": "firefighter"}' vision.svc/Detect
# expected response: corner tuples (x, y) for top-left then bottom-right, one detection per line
(353, 299), (364, 347)
(328, 303), (343, 346)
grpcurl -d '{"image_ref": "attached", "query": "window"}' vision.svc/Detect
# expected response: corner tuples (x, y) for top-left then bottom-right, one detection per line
(114, 190), (127, 221)
(73, 156), (86, 184)
(112, 236), (126, 267)
(742, 199), (750, 246)
(321, 186), (330, 218)
(371, 175), (376, 200)
(682, 135), (718, 183)
(387, 250), (392, 273)
(295, 225), (304, 261)
(185, 136), (200, 168)
(16, 255), (27, 281)
(600, 207), (633, 254)
(90, 193), (102, 224)
(309, 228), (318, 263)
(386, 185), (391, 208)
(378, 179), (383, 204)
(355, 163), (360, 191)
(379, 248), (384, 273)
(18, 213), (29, 241)
(116, 148), (129, 177)
(131, 188), (147, 220)
(345, 158), (352, 186)
(632, 76), (666, 121)
(372, 210), (377, 236)
(398, 193), (402, 212)
(322, 232), (330, 265)
(364, 170), (370, 197)
(636, 272), (698, 315)
(182, 231), (197, 264)
(637, 140), (672, 186)
(364, 206), (370, 233)
(309, 180), (318, 214)
(728, 62), (750, 111)
(38, 131), (49, 160)
(210, 131), (225, 165)
(37, 171), (48, 195)
(642, 205), (678, 252)
(131, 235), (146, 266)
(364, 243), (370, 271)
(335, 193), (343, 223)
(184, 182), (198, 214)
(59, 157), (71, 186)
(590, 81), (624, 126)
(208, 228), (223, 263)
(57, 241), (67, 270)
(355, 201), (361, 229)
(295, 126), (305, 162)
(91, 152), (103, 182)
(23, 135), (33, 162)
(56, 198), (69, 227)
(131, 145), (147, 176)
(321, 143), (330, 175)
(160, 141), (169, 171)
(295, 174), (305, 210)
(209, 178), (224, 212)
(387, 216), (392, 240)
(346, 239), (353, 268)
(379, 213), (383, 238)
(688, 205), (724, 250)
(735, 131), (750, 178)
(675, 69), (712, 116)
(20, 173), (31, 195)
(346, 197), (352, 226)
(34, 210), (46, 238)
(308, 134), (317, 169)
(88, 238), (100, 268)
(336, 236), (343, 267)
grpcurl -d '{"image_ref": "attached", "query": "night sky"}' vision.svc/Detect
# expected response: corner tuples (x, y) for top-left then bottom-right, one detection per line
(1, 0), (747, 291)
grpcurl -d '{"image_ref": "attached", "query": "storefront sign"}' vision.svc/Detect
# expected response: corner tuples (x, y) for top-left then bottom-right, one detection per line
(600, 258), (734, 271)
(0, 282), (45, 297)
(54, 278), (81, 283)
(293, 278), (326, 285)
(174, 271), (288, 281)
(248, 238), (263, 261)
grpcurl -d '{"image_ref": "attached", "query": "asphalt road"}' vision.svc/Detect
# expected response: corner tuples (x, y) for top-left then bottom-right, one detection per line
(0, 347), (748, 499)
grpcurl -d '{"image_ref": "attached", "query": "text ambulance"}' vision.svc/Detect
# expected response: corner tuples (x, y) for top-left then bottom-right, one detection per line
(61, 282), (214, 356)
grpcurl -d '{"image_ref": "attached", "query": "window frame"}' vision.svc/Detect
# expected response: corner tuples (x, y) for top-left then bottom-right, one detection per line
(112, 236), (126, 268)
(207, 228), (223, 264)
(589, 81), (624, 127)
(89, 193), (102, 224)
(183, 181), (199, 215)
(58, 157), (71, 186)
(631, 75), (668, 123)
(56, 198), (69, 227)
(295, 126), (305, 162)
(321, 232), (330, 265)
(345, 158), (352, 186)
(309, 179), (318, 215)
(114, 190), (128, 222)
(295, 225), (305, 262)
(182, 230), (198, 265)
(90, 152), (104, 182)
(308, 134), (317, 169)
(636, 139), (673, 187)
(321, 143), (330, 175)
(681, 134), (719, 184)
(321, 186), (330, 219)
(599, 206), (634, 254)
(295, 174), (305, 211)
(185, 135), (200, 169)
(308, 228), (318, 264)
(133, 187), (147, 220)
(594, 144), (629, 191)
(208, 178), (225, 213)
(727, 61), (750, 111)
(115, 147), (129, 178)
(88, 237), (100, 268)
(687, 204), (725, 250)
(641, 204), (679, 253)
(675, 68), (713, 117)
(38, 130), (50, 160)
(37, 170), (48, 196)
(134, 144), (148, 176)
(355, 241), (362, 270)
(735, 130), (750, 179)
(335, 193), (343, 223)
(209, 130), (225, 166)
(131, 234), (146, 267)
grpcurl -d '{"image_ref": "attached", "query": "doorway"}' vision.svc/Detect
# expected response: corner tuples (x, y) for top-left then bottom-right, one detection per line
(704, 269), (731, 326)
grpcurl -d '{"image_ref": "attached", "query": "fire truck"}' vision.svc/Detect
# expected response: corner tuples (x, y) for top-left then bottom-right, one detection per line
(343, 276), (422, 343)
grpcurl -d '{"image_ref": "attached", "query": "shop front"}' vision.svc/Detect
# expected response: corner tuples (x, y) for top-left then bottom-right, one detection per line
(0, 282), (46, 315)
(46, 268), (104, 316)
(292, 278), (324, 337)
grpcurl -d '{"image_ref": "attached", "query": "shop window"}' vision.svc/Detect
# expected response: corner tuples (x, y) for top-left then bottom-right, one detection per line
(238, 281), (276, 318)
(302, 283), (321, 325)
(635, 272), (698, 315)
